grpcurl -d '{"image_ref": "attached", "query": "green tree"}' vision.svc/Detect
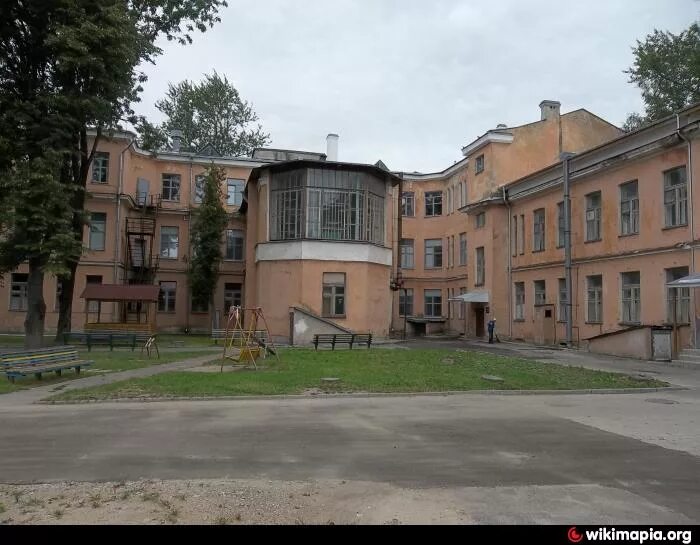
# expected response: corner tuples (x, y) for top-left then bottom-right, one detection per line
(188, 165), (229, 320)
(0, 0), (227, 346)
(137, 71), (270, 155)
(623, 22), (700, 131)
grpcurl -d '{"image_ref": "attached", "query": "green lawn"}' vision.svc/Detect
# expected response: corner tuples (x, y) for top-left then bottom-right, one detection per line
(0, 349), (219, 395)
(48, 348), (667, 401)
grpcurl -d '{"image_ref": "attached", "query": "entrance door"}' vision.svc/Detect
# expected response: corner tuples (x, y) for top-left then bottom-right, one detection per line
(136, 178), (149, 206)
(474, 306), (485, 338)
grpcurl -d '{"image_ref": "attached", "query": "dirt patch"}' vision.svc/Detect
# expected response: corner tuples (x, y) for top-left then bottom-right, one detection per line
(0, 479), (468, 525)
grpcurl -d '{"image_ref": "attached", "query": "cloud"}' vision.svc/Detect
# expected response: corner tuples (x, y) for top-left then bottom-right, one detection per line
(134, 0), (697, 172)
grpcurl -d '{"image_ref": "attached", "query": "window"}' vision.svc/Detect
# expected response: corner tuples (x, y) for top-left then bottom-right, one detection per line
(424, 289), (442, 317)
(475, 154), (484, 174)
(224, 283), (242, 314)
(664, 166), (687, 227)
(459, 233), (467, 266)
(194, 175), (205, 204)
(557, 202), (565, 248)
(226, 179), (245, 206)
(620, 180), (639, 235)
(447, 236), (454, 268)
(401, 192), (415, 217)
(587, 275), (603, 323)
(9, 273), (28, 311)
(225, 229), (245, 261)
(86, 275), (102, 314)
(666, 267), (690, 324)
(424, 239), (443, 268)
(475, 246), (485, 286)
(400, 239), (414, 269)
(534, 280), (546, 306)
(585, 191), (602, 242)
(460, 182), (466, 207)
(89, 212), (106, 251)
(514, 282), (525, 320)
(91, 152), (109, 183)
(458, 287), (466, 319)
(621, 271), (641, 323)
(270, 168), (385, 245)
(475, 212), (485, 229)
(425, 191), (443, 217)
(160, 226), (179, 259)
(558, 278), (568, 322)
(519, 214), (525, 254)
(533, 208), (545, 252)
(162, 174), (181, 202)
(54, 279), (63, 312)
(399, 288), (414, 316)
(322, 272), (346, 317)
(158, 281), (176, 312)
(447, 188), (452, 214)
(512, 215), (518, 257)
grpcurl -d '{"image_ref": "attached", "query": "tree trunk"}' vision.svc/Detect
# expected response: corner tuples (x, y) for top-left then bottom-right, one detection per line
(24, 257), (47, 348)
(54, 262), (78, 341)
(55, 128), (95, 341)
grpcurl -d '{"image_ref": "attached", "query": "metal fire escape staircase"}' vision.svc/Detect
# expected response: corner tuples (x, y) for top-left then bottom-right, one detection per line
(125, 193), (162, 286)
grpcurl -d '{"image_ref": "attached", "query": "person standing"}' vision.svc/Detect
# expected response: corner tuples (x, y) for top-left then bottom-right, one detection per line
(487, 318), (496, 344)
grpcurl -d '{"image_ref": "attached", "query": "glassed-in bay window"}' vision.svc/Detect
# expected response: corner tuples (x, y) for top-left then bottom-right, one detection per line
(269, 168), (385, 245)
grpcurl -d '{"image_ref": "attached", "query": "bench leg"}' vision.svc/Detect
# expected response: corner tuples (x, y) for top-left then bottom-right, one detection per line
(34, 373), (42, 380)
(75, 366), (81, 375)
(331, 339), (336, 350)
(55, 369), (62, 377)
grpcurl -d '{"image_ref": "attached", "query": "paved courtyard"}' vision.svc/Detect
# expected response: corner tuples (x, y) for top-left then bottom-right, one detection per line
(0, 341), (698, 524)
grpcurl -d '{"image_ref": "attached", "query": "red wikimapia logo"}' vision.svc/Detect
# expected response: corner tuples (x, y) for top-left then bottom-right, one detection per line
(568, 527), (584, 543)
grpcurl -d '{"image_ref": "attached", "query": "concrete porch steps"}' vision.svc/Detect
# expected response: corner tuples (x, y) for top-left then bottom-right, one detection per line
(673, 348), (700, 368)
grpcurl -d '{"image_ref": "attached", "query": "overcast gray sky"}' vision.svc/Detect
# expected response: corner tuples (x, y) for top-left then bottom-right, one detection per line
(135, 0), (698, 173)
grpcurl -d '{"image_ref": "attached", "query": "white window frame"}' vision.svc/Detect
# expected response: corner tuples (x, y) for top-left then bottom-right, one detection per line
(587, 275), (603, 323)
(620, 180), (639, 235)
(160, 226), (179, 259)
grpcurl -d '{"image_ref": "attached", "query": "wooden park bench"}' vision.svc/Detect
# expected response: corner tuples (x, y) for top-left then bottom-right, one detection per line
(211, 329), (268, 345)
(313, 333), (373, 350)
(63, 331), (152, 352)
(1, 346), (94, 383)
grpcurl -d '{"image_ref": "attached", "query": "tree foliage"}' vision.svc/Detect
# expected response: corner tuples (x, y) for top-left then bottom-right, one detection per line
(137, 71), (270, 156)
(0, 0), (227, 345)
(623, 22), (700, 131)
(188, 165), (229, 313)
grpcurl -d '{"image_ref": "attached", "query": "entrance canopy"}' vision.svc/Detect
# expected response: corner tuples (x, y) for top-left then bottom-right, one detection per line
(449, 291), (489, 303)
(80, 284), (159, 302)
(667, 273), (700, 288)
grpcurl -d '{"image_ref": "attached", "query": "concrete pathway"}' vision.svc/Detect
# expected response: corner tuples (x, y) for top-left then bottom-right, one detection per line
(0, 352), (219, 407)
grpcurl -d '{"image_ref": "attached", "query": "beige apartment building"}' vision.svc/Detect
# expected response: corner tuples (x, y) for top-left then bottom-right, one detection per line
(1, 100), (699, 359)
